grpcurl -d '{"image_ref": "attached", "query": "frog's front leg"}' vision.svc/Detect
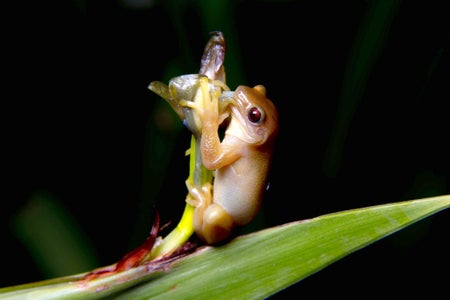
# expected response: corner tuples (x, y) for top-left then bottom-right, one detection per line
(180, 77), (230, 132)
(179, 99), (205, 125)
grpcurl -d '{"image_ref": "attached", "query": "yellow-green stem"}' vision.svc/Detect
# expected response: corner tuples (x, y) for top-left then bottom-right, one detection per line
(148, 135), (212, 259)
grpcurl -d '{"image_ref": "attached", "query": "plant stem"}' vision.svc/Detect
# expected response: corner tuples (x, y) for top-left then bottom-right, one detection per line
(148, 135), (212, 259)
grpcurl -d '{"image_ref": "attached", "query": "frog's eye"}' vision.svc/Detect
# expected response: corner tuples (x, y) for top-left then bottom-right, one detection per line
(248, 106), (265, 124)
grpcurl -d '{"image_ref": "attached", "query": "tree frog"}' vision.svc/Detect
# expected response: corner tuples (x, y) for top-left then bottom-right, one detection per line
(183, 83), (279, 244)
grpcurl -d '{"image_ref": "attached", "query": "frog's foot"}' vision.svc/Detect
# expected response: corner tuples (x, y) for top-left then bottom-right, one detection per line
(184, 179), (213, 208)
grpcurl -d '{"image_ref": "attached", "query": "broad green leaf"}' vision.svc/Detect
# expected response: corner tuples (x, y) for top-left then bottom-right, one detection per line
(1, 194), (448, 299)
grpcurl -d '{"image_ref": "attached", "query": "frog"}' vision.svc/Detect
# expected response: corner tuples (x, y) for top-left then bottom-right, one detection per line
(182, 82), (279, 244)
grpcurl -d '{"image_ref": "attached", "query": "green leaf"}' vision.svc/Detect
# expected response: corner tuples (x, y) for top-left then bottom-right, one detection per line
(1, 195), (448, 299)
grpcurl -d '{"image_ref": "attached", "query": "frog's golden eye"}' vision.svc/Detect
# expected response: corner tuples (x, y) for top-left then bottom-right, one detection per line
(248, 106), (265, 124)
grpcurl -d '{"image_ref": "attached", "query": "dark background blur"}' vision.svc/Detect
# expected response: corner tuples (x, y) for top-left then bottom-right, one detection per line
(3, 0), (449, 298)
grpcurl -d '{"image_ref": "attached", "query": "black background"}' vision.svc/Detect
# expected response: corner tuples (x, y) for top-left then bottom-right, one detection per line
(3, 0), (449, 298)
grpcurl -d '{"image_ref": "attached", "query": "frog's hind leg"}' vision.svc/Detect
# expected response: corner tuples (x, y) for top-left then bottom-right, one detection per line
(200, 203), (234, 244)
(185, 180), (213, 241)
